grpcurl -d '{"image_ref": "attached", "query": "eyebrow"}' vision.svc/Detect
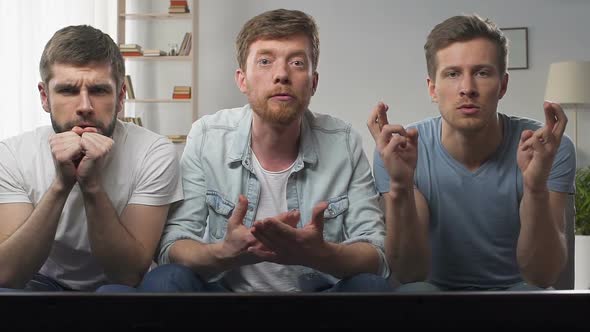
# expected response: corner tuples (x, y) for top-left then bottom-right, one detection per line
(440, 64), (496, 72)
(53, 83), (113, 91)
(254, 49), (308, 59)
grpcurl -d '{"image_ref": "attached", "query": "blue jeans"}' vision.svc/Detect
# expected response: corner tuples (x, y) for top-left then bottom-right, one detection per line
(0, 273), (141, 293)
(136, 263), (394, 293)
(0, 274), (73, 292)
(396, 281), (546, 292)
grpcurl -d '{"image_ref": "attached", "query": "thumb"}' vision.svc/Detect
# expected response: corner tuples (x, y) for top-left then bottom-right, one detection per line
(310, 201), (329, 230)
(228, 195), (248, 228)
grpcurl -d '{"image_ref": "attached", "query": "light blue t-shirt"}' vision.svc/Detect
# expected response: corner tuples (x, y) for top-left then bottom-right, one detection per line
(373, 113), (576, 289)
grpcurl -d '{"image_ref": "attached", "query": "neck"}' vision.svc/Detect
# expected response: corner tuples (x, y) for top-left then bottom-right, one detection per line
(251, 113), (301, 172)
(441, 115), (503, 171)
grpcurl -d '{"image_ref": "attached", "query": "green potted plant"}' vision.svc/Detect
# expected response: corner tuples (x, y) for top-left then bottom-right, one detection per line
(576, 166), (590, 235)
(575, 166), (590, 289)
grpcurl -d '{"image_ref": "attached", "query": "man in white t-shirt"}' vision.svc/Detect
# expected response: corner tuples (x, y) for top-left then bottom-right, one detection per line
(0, 25), (183, 291)
(136, 9), (391, 293)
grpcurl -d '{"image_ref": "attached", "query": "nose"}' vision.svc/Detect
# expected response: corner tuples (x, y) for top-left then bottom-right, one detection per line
(459, 76), (478, 99)
(76, 89), (94, 116)
(273, 61), (290, 85)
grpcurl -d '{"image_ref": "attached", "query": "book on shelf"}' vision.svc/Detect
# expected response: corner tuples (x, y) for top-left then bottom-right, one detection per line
(169, 0), (189, 13)
(172, 85), (191, 99)
(167, 134), (187, 143)
(124, 75), (135, 99)
(120, 44), (143, 56)
(121, 117), (143, 127)
(143, 49), (167, 57)
(178, 32), (192, 56)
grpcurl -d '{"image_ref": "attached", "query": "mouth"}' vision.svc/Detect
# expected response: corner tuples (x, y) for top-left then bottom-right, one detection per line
(457, 104), (480, 115)
(270, 93), (294, 102)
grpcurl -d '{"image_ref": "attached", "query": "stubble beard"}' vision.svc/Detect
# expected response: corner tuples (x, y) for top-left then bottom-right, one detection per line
(49, 96), (119, 137)
(249, 96), (309, 126)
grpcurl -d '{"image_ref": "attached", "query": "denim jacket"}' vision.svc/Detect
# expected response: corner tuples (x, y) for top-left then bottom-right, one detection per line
(158, 105), (389, 283)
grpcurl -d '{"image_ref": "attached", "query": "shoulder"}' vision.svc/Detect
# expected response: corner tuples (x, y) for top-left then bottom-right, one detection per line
(305, 110), (351, 133)
(0, 126), (52, 156)
(194, 105), (250, 129)
(407, 116), (440, 131)
(502, 113), (543, 132)
(115, 121), (175, 155)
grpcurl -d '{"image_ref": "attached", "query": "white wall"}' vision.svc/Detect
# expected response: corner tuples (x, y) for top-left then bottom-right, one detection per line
(196, 0), (590, 167)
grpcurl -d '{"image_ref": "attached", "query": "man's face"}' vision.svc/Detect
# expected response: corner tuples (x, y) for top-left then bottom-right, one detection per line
(428, 37), (508, 133)
(39, 62), (124, 137)
(235, 34), (318, 126)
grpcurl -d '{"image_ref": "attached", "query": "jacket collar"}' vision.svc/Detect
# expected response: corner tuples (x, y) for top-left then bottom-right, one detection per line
(226, 104), (318, 169)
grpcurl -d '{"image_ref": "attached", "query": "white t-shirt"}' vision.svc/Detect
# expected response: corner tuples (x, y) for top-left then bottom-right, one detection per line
(226, 153), (319, 292)
(0, 121), (183, 290)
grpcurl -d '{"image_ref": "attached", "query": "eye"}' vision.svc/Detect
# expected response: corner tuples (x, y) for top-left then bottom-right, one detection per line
(257, 58), (271, 66)
(89, 87), (111, 95)
(291, 60), (305, 67)
(445, 71), (459, 78)
(56, 87), (78, 95)
(476, 70), (491, 77)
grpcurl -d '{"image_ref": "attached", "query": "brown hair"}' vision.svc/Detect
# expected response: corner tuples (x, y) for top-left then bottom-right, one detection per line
(424, 14), (508, 81)
(39, 25), (125, 89)
(236, 8), (320, 71)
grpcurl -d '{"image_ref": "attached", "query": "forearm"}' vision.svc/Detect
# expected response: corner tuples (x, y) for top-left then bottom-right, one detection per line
(0, 181), (71, 288)
(168, 240), (243, 280)
(306, 241), (381, 279)
(82, 187), (151, 286)
(518, 189), (567, 287)
(385, 187), (430, 283)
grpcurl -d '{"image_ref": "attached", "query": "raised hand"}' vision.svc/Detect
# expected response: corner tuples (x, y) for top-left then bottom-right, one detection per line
(249, 201), (328, 266)
(367, 102), (419, 190)
(216, 195), (274, 266)
(517, 101), (568, 192)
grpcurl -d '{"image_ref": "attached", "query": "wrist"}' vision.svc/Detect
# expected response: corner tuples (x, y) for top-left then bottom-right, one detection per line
(50, 178), (75, 196)
(523, 182), (550, 195)
(209, 242), (238, 269)
(388, 181), (414, 200)
(523, 186), (550, 197)
(79, 177), (103, 194)
(308, 241), (337, 271)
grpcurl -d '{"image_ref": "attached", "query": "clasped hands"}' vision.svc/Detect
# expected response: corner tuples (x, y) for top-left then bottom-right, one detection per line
(221, 195), (330, 267)
(49, 126), (114, 189)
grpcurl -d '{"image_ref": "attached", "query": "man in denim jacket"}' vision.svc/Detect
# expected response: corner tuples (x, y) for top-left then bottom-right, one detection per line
(138, 9), (391, 292)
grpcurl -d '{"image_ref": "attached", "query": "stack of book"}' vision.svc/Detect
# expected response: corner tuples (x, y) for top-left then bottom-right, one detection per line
(177, 32), (192, 56)
(124, 75), (135, 99)
(172, 86), (191, 99)
(169, 0), (189, 13)
(167, 135), (187, 143)
(121, 117), (143, 127)
(119, 44), (142, 56)
(143, 49), (167, 57)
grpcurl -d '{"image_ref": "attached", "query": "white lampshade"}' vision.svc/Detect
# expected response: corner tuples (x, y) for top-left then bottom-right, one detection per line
(545, 61), (590, 106)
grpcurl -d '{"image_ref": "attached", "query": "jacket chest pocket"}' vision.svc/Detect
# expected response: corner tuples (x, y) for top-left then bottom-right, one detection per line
(205, 190), (235, 241)
(322, 195), (349, 242)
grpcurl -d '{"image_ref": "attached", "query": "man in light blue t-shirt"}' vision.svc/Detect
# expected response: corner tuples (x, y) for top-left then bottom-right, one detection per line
(368, 14), (575, 291)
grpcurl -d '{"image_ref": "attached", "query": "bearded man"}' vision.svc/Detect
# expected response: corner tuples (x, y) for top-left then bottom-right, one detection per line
(0, 25), (182, 291)
(138, 9), (391, 293)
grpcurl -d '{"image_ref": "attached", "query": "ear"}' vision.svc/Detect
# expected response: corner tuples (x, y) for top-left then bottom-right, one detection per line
(38, 82), (50, 113)
(498, 72), (509, 100)
(311, 71), (319, 96)
(427, 76), (437, 103)
(117, 81), (127, 115)
(235, 68), (248, 94)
